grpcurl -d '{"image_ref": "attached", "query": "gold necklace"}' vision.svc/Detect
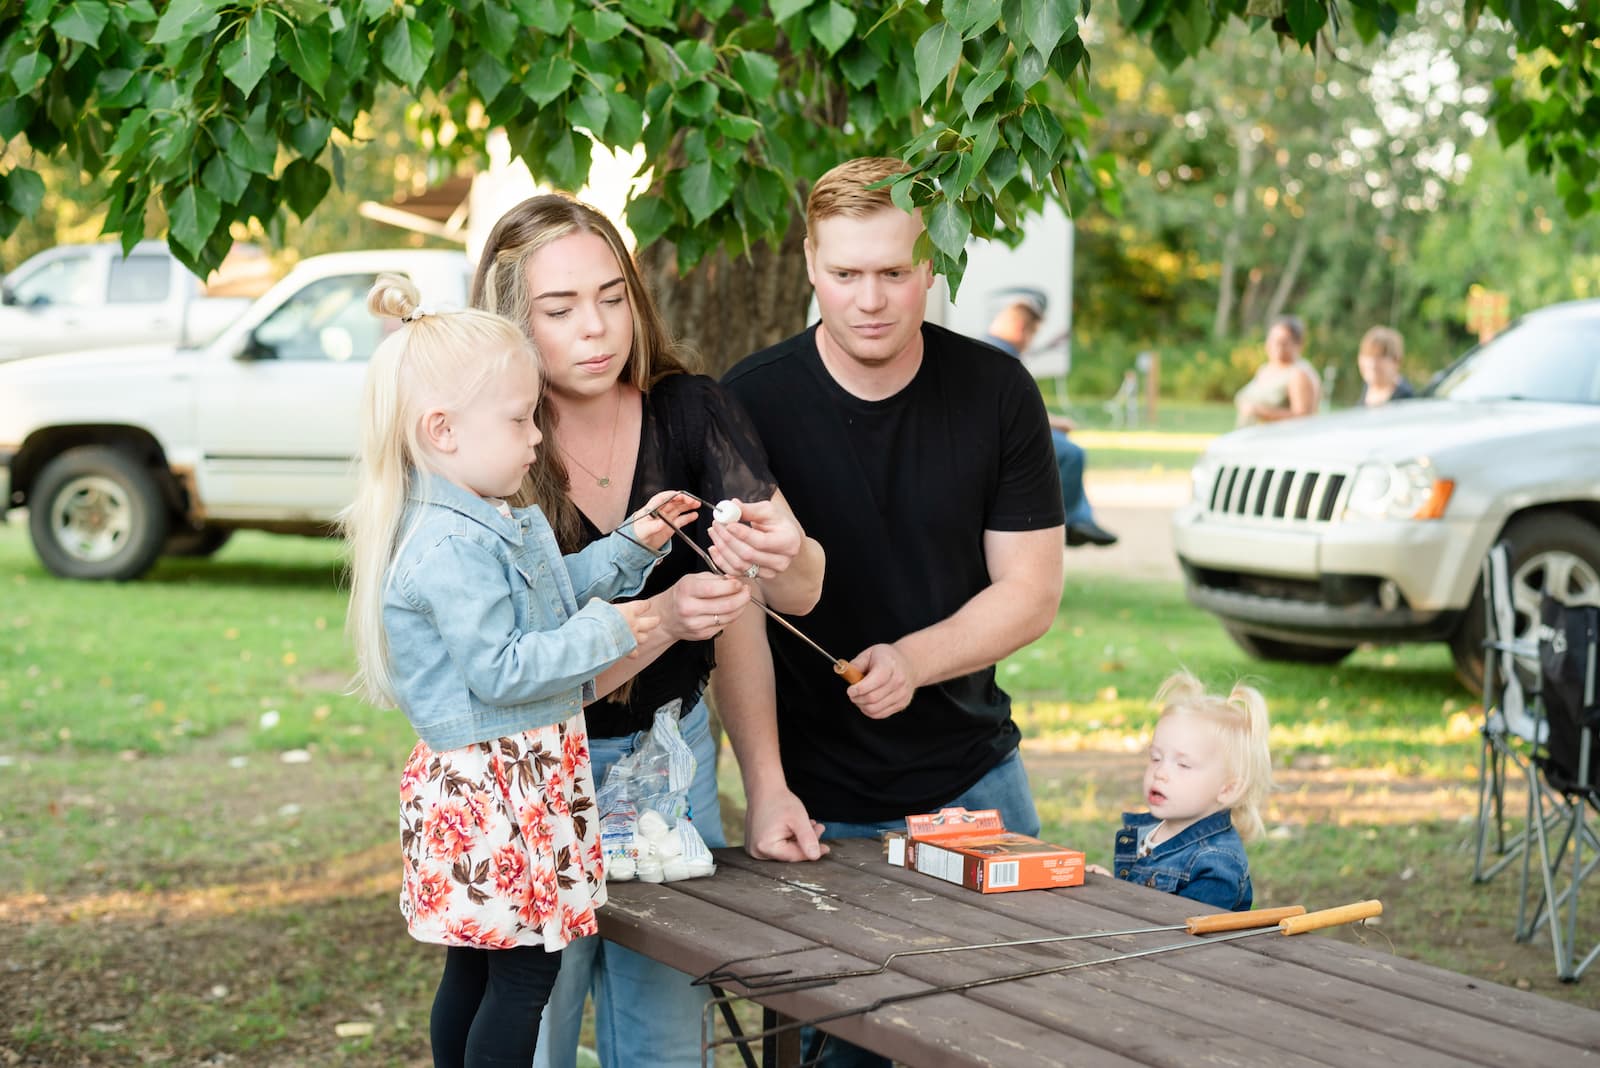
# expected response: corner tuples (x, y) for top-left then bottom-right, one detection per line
(562, 388), (622, 488)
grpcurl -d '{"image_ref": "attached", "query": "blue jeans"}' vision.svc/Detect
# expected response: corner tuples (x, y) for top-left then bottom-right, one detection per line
(532, 699), (726, 1068)
(1054, 429), (1095, 526)
(804, 747), (1039, 1068)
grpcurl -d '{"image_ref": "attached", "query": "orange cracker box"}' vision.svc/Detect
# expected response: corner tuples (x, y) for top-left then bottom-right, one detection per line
(884, 807), (1084, 893)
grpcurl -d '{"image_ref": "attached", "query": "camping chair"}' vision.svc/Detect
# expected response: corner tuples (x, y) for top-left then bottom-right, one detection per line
(1521, 596), (1600, 981)
(1472, 543), (1547, 887)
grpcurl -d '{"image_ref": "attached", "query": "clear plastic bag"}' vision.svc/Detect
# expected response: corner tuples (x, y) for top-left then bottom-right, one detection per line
(598, 700), (715, 882)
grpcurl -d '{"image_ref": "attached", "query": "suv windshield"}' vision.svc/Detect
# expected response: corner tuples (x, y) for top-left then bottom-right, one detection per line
(1429, 313), (1600, 404)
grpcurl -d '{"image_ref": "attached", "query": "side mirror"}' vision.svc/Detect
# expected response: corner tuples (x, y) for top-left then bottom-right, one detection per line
(235, 332), (276, 361)
(0, 285), (14, 306)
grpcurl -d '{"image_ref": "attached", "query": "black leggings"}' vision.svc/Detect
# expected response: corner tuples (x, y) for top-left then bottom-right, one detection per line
(430, 944), (563, 1068)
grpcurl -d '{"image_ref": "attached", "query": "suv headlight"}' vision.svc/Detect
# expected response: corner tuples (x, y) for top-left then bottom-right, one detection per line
(1344, 460), (1454, 521)
(1189, 457), (1220, 506)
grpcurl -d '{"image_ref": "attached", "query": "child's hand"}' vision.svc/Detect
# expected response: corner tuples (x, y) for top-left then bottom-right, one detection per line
(613, 599), (661, 656)
(1085, 863), (1112, 878)
(629, 490), (700, 551)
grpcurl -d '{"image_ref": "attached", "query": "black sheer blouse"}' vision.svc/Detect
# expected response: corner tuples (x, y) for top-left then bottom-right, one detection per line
(578, 373), (777, 738)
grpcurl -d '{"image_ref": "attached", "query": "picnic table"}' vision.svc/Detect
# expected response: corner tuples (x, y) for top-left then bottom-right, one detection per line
(599, 837), (1600, 1067)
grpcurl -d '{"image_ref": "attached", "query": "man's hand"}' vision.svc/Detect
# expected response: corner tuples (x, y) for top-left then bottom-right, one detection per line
(744, 787), (828, 861)
(844, 642), (919, 719)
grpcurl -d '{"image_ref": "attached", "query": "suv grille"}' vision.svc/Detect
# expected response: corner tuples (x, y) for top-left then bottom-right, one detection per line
(1205, 464), (1350, 524)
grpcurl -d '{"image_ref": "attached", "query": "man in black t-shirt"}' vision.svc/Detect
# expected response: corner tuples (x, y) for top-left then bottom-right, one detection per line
(715, 156), (1066, 868)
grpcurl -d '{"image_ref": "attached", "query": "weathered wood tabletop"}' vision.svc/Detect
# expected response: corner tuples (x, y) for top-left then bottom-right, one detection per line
(598, 837), (1600, 1067)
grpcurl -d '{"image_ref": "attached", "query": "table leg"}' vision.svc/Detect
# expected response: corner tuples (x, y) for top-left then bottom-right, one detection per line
(761, 1006), (802, 1067)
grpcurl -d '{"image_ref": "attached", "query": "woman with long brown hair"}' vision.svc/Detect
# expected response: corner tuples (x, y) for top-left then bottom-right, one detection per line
(473, 193), (824, 1068)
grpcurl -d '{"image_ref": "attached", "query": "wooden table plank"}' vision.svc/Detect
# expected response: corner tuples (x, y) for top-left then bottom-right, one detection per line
(710, 848), (1471, 1068)
(600, 877), (1137, 1067)
(823, 838), (1600, 1064)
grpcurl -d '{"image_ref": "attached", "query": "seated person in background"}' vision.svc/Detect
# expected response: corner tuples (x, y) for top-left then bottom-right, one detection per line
(983, 289), (1118, 548)
(1356, 325), (1414, 406)
(1087, 671), (1271, 911)
(1235, 314), (1320, 426)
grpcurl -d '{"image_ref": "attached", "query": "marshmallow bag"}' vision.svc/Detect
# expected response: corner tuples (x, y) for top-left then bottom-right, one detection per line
(597, 701), (716, 882)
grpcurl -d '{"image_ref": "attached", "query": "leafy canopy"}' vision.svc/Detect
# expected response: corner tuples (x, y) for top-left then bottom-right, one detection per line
(0, 0), (1592, 291)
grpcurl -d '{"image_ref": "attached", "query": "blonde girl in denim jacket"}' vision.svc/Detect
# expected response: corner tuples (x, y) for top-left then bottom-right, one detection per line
(1088, 672), (1272, 912)
(344, 274), (697, 1067)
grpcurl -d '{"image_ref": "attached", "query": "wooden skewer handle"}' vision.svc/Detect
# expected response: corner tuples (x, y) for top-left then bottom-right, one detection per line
(1186, 905), (1307, 934)
(1278, 900), (1383, 936)
(834, 661), (864, 684)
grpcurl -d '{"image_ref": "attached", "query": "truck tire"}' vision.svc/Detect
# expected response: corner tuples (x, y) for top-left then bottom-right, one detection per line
(164, 526), (234, 557)
(28, 447), (172, 581)
(1223, 625), (1355, 665)
(1450, 512), (1600, 693)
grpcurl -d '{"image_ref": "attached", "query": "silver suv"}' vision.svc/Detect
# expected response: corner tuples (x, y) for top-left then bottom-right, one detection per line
(1173, 299), (1600, 687)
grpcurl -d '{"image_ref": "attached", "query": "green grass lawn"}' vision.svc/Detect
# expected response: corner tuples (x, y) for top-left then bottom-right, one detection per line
(2, 519), (1595, 1066)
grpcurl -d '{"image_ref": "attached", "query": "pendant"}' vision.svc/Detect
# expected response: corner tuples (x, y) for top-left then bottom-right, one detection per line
(597, 477), (610, 487)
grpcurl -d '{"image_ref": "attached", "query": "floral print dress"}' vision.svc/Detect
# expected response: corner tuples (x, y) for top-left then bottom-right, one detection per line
(399, 715), (606, 951)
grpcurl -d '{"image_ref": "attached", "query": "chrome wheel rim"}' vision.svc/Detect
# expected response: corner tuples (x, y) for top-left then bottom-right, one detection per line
(1510, 548), (1600, 650)
(49, 475), (134, 563)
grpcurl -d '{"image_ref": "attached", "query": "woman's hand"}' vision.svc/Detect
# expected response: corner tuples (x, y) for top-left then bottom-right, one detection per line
(707, 497), (803, 581)
(656, 571), (751, 641)
(629, 490), (699, 551)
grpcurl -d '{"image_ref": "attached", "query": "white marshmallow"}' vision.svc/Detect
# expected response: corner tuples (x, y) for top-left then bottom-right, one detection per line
(713, 499), (741, 525)
(635, 857), (664, 883)
(684, 860), (716, 878)
(655, 829), (683, 858)
(607, 856), (636, 880)
(661, 859), (692, 882)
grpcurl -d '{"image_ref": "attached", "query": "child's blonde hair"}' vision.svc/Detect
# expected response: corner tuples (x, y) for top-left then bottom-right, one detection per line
(343, 272), (541, 707)
(1154, 671), (1273, 841)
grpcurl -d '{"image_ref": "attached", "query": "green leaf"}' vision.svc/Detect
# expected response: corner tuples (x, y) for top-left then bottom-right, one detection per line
(1020, 105), (1062, 154)
(52, 0), (110, 46)
(944, 0), (1004, 37)
(625, 192), (675, 248)
(837, 43), (884, 90)
(96, 67), (142, 108)
(572, 7), (626, 41)
(984, 145), (1019, 193)
(1015, 45), (1048, 88)
(1284, 0), (1327, 43)
(543, 129), (589, 191)
(281, 22), (332, 96)
(9, 51), (50, 93)
(771, 0), (813, 19)
(961, 70), (1005, 118)
(607, 90), (644, 146)
(619, 0), (674, 29)
(201, 152), (250, 203)
(469, 51), (512, 106)
(913, 22), (962, 104)
(679, 159), (733, 224)
(281, 158), (331, 220)
(1024, 0), (1075, 56)
(0, 98), (35, 140)
(169, 182), (221, 255)
(516, 0), (573, 34)
(570, 87), (611, 138)
(3, 167), (45, 216)
(807, 1), (855, 56)
(221, 10), (276, 95)
(732, 50), (780, 100)
(673, 81), (718, 118)
(150, 0), (209, 44)
(1495, 101), (1534, 145)
(380, 16), (434, 88)
(926, 197), (971, 260)
(1148, 24), (1186, 69)
(288, 115), (332, 158)
(524, 55), (575, 107)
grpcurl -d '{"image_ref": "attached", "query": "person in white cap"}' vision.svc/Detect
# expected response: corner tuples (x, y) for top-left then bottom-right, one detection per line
(984, 288), (1119, 548)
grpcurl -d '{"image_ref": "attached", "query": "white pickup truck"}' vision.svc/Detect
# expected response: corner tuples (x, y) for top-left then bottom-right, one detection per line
(0, 248), (470, 579)
(0, 240), (266, 363)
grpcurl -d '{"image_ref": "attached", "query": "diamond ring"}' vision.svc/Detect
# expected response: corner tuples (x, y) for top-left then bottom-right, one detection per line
(744, 564), (760, 579)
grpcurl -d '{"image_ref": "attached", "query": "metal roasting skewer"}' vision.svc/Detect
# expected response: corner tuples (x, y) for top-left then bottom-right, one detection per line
(644, 497), (865, 684)
(700, 900), (1383, 1063)
(693, 905), (1309, 990)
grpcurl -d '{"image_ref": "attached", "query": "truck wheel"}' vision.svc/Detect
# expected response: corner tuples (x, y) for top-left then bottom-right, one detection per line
(164, 526), (234, 557)
(1450, 512), (1600, 694)
(1223, 625), (1355, 665)
(29, 447), (172, 580)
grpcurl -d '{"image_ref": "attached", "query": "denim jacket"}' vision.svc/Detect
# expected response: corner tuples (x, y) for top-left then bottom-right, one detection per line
(1112, 810), (1253, 911)
(382, 474), (667, 752)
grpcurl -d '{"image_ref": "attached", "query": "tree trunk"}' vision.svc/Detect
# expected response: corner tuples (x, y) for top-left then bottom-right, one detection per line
(1264, 221), (1311, 325)
(636, 219), (813, 378)
(1212, 125), (1256, 341)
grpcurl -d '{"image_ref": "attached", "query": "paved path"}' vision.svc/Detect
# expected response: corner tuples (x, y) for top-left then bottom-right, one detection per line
(1066, 472), (1188, 582)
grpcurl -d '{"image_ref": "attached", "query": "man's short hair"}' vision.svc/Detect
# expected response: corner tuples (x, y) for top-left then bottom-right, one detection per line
(1359, 325), (1404, 361)
(806, 157), (912, 236)
(991, 286), (1048, 323)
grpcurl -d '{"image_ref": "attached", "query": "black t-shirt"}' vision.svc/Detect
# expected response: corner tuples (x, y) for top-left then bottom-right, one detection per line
(722, 323), (1063, 821)
(579, 373), (777, 738)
